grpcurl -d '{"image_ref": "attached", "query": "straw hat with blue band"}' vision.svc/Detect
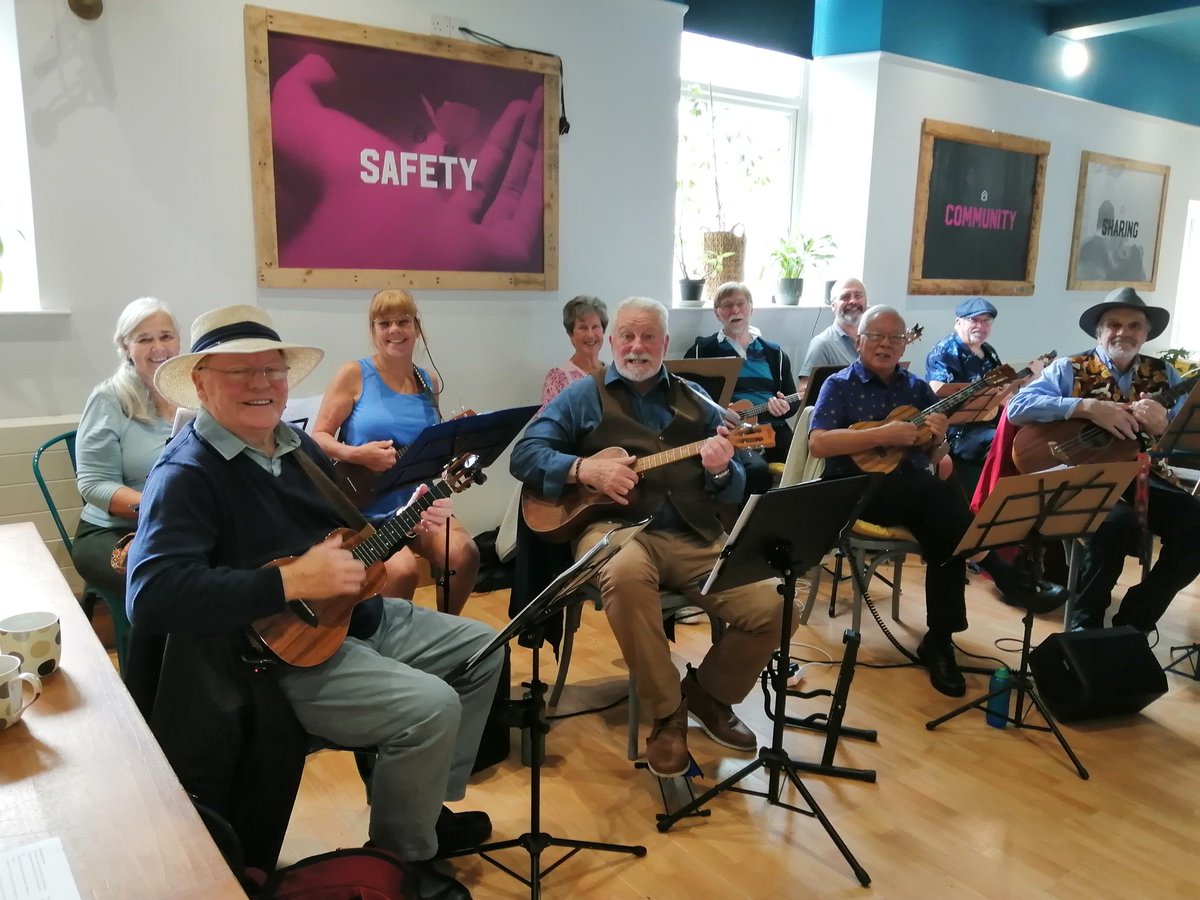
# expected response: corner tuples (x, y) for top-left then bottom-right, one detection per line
(154, 304), (324, 409)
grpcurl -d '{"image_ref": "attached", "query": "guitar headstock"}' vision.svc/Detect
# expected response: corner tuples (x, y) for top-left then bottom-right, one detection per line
(904, 324), (924, 347)
(729, 424), (776, 450)
(986, 363), (1019, 384)
(443, 452), (486, 493)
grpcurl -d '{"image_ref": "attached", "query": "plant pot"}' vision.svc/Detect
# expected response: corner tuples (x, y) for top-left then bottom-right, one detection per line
(825, 279), (836, 304)
(702, 225), (745, 300)
(777, 277), (804, 306)
(678, 278), (706, 306)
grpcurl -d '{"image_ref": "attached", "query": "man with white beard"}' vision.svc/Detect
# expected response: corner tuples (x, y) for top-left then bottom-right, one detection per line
(799, 276), (868, 383)
(511, 297), (791, 778)
(1008, 287), (1200, 632)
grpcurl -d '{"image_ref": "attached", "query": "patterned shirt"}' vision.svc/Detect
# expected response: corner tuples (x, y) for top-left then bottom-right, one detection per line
(810, 359), (938, 478)
(924, 334), (1002, 458)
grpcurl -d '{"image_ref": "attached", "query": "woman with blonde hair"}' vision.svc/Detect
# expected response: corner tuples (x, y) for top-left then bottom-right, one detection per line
(313, 289), (479, 614)
(74, 297), (181, 605)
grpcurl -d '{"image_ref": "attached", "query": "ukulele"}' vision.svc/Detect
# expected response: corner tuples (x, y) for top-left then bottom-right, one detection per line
(332, 409), (476, 509)
(250, 452), (484, 667)
(847, 353), (1053, 474)
(521, 424), (775, 542)
(730, 325), (926, 425)
(1011, 368), (1200, 474)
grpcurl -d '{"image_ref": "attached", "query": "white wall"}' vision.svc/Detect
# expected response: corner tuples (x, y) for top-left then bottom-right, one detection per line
(860, 53), (1200, 371)
(4, 0), (684, 530)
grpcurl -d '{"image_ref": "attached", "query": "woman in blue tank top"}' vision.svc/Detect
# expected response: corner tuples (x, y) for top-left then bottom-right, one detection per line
(312, 289), (480, 614)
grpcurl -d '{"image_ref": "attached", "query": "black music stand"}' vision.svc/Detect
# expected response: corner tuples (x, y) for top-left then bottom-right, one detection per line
(656, 478), (874, 888)
(1151, 382), (1200, 679)
(926, 461), (1139, 780)
(375, 405), (537, 612)
(441, 519), (653, 898)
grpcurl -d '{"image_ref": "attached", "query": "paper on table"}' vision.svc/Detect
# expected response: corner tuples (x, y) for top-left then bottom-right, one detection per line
(0, 837), (82, 900)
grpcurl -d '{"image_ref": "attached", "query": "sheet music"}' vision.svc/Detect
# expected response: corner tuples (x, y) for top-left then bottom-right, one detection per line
(0, 838), (82, 900)
(700, 492), (763, 596)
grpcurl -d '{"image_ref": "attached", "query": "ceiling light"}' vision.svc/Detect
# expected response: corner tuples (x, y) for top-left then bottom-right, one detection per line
(1061, 40), (1089, 78)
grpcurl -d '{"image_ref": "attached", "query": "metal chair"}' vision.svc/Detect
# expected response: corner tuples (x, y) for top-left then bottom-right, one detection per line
(32, 430), (131, 672)
(548, 583), (725, 760)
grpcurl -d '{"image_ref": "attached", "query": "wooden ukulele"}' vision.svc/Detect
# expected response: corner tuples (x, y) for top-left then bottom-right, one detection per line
(521, 424), (775, 542)
(1011, 369), (1200, 474)
(731, 325), (925, 425)
(333, 409), (476, 509)
(250, 452), (484, 667)
(848, 357), (1050, 474)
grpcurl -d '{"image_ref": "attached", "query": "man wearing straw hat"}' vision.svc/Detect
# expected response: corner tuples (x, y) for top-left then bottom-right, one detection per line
(127, 305), (496, 898)
(1008, 287), (1200, 632)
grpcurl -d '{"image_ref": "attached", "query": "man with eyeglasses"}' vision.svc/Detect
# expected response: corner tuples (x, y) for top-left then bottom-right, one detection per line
(127, 305), (496, 898)
(685, 282), (798, 480)
(809, 305), (1057, 698)
(798, 277), (869, 394)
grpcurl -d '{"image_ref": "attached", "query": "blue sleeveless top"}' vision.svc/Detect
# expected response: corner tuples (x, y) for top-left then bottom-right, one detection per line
(340, 359), (440, 517)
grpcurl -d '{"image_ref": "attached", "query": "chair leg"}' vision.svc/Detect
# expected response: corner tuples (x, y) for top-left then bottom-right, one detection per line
(548, 600), (584, 708)
(627, 674), (640, 761)
(891, 556), (904, 622)
(829, 552), (844, 618)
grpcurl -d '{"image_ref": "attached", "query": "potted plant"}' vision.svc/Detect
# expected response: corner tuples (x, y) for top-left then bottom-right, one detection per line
(767, 233), (836, 305)
(1159, 348), (1197, 375)
(676, 229), (731, 306)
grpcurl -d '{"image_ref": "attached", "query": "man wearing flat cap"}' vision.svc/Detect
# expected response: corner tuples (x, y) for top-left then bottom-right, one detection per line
(925, 297), (1042, 497)
(127, 305), (496, 898)
(1008, 287), (1200, 632)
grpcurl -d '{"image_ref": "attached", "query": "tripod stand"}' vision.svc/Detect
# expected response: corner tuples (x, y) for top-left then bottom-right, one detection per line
(656, 479), (873, 887)
(926, 462), (1139, 781)
(440, 520), (652, 898)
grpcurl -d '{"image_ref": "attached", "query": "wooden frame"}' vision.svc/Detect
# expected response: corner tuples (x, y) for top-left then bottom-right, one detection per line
(244, 6), (559, 290)
(908, 119), (1049, 296)
(1067, 151), (1169, 292)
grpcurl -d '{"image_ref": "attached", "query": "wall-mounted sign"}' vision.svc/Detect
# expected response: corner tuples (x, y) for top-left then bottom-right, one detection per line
(1067, 151), (1169, 292)
(908, 119), (1049, 296)
(245, 6), (559, 290)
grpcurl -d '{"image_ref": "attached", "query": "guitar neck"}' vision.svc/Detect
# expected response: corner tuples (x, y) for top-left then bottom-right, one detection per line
(735, 392), (801, 420)
(1153, 370), (1200, 409)
(910, 368), (1016, 426)
(632, 439), (709, 474)
(352, 479), (453, 564)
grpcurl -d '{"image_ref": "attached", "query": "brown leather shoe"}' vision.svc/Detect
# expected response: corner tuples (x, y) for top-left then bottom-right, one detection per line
(645, 698), (689, 777)
(681, 666), (756, 752)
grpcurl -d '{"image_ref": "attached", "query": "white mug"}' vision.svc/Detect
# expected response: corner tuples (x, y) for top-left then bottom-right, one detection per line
(0, 611), (62, 678)
(0, 654), (42, 730)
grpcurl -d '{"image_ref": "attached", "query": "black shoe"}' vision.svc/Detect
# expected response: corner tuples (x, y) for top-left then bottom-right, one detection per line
(916, 634), (966, 697)
(409, 860), (472, 900)
(434, 807), (492, 856)
(992, 572), (1069, 614)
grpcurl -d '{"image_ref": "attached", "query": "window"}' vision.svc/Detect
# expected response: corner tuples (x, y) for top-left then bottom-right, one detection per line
(675, 33), (806, 304)
(0, 0), (38, 311)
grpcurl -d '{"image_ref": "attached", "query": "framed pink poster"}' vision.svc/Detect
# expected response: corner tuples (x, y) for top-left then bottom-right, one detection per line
(245, 6), (559, 290)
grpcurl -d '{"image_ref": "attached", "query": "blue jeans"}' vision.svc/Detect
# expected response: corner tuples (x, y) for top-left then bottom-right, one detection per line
(276, 598), (502, 860)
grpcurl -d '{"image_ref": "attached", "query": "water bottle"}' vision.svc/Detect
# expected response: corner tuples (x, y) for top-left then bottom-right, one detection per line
(986, 666), (1012, 729)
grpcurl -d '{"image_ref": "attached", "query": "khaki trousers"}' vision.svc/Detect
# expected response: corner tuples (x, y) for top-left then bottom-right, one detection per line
(576, 521), (792, 720)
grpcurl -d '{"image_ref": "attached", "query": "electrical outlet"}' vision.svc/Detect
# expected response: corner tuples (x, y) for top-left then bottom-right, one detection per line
(430, 14), (467, 38)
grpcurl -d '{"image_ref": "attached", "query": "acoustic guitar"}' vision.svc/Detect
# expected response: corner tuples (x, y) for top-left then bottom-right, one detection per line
(250, 452), (484, 667)
(847, 355), (1051, 474)
(729, 325), (926, 425)
(332, 409), (476, 509)
(1011, 369), (1200, 474)
(521, 424), (775, 542)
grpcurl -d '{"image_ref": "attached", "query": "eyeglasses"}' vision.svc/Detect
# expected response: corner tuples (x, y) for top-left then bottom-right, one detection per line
(861, 332), (907, 346)
(197, 364), (291, 383)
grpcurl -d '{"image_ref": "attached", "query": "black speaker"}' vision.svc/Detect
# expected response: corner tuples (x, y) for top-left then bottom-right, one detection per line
(1029, 626), (1167, 722)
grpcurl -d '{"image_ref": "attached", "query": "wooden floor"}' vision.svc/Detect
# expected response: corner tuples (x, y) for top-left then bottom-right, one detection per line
(282, 559), (1200, 899)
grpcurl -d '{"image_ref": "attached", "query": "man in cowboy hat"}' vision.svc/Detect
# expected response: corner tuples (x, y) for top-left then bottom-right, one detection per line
(1008, 287), (1200, 632)
(127, 305), (497, 898)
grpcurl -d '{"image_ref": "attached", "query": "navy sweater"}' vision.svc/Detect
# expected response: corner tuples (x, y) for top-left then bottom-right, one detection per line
(127, 424), (382, 636)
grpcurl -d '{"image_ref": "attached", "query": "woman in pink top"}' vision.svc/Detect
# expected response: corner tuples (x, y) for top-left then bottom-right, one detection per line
(539, 296), (608, 407)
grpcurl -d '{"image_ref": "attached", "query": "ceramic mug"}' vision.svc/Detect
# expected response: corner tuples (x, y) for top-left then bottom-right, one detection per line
(0, 653), (42, 730)
(0, 611), (62, 678)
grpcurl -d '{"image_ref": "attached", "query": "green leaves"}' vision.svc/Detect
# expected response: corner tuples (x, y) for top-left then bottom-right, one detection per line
(767, 233), (836, 279)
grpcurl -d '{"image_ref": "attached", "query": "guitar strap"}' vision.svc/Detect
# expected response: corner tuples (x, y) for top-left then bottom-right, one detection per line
(1133, 451), (1151, 560)
(413, 364), (441, 420)
(296, 450), (376, 537)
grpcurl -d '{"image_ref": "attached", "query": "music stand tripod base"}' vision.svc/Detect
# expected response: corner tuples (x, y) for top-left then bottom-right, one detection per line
(655, 479), (875, 888)
(1165, 644), (1200, 680)
(925, 462), (1138, 782)
(440, 520), (652, 897)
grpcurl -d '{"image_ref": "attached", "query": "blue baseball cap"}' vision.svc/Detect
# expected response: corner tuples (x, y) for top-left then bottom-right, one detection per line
(954, 297), (998, 319)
